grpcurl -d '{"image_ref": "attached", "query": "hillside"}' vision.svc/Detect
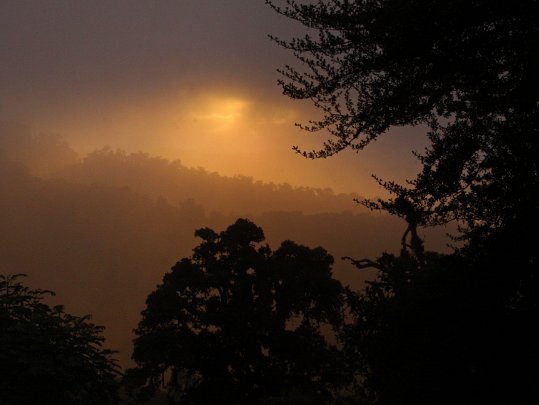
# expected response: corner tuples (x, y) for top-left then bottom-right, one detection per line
(0, 127), (451, 366)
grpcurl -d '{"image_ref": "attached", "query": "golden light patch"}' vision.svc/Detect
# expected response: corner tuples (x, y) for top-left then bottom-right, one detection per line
(52, 87), (390, 196)
(192, 97), (250, 128)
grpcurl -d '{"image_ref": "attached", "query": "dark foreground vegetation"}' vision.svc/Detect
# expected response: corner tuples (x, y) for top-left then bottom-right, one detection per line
(265, 0), (539, 403)
(0, 274), (120, 404)
(126, 219), (351, 404)
(2, 0), (538, 403)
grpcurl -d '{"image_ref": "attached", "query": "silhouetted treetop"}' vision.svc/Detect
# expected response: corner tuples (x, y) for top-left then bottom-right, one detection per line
(268, 0), (537, 154)
(0, 274), (120, 404)
(128, 219), (351, 404)
(268, 0), (539, 238)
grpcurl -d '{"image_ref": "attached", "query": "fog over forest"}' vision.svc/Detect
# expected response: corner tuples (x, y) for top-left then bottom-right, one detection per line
(0, 122), (451, 366)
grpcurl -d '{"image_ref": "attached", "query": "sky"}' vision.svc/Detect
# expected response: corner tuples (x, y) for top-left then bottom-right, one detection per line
(0, 0), (427, 196)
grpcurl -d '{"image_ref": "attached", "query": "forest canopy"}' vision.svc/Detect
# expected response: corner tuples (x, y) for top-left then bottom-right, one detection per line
(127, 219), (351, 404)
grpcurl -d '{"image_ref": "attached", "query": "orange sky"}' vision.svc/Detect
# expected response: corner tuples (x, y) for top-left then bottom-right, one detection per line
(0, 0), (427, 197)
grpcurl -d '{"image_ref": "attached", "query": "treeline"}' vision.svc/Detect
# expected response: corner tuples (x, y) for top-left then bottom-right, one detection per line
(0, 143), (450, 368)
(0, 121), (364, 215)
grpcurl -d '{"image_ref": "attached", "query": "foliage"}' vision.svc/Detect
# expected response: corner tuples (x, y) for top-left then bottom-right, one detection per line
(267, 0), (539, 239)
(128, 219), (351, 404)
(268, 1), (539, 403)
(345, 238), (539, 404)
(0, 274), (121, 404)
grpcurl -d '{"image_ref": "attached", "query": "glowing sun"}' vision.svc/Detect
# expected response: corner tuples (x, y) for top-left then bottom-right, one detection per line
(193, 96), (250, 128)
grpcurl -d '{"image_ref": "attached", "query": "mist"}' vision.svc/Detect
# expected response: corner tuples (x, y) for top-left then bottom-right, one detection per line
(0, 1), (428, 198)
(0, 122), (451, 366)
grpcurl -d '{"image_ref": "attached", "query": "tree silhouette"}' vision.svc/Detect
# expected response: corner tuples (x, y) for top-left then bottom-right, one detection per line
(127, 219), (350, 404)
(0, 274), (120, 404)
(267, 0), (539, 240)
(344, 235), (539, 404)
(268, 1), (539, 403)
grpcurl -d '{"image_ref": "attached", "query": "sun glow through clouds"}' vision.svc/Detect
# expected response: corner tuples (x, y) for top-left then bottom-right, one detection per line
(193, 96), (250, 129)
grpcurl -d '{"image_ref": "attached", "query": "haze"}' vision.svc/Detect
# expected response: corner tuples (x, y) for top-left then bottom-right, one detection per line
(0, 0), (427, 195)
(0, 1), (449, 367)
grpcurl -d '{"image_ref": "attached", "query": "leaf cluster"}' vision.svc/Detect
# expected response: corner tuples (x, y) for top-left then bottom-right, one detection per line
(0, 274), (121, 404)
(268, 0), (539, 239)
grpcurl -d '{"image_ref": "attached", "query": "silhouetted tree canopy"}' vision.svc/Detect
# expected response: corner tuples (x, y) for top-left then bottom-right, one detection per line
(344, 243), (539, 404)
(268, 0), (539, 240)
(128, 219), (350, 404)
(0, 274), (120, 404)
(268, 1), (539, 403)
(1, 151), (438, 368)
